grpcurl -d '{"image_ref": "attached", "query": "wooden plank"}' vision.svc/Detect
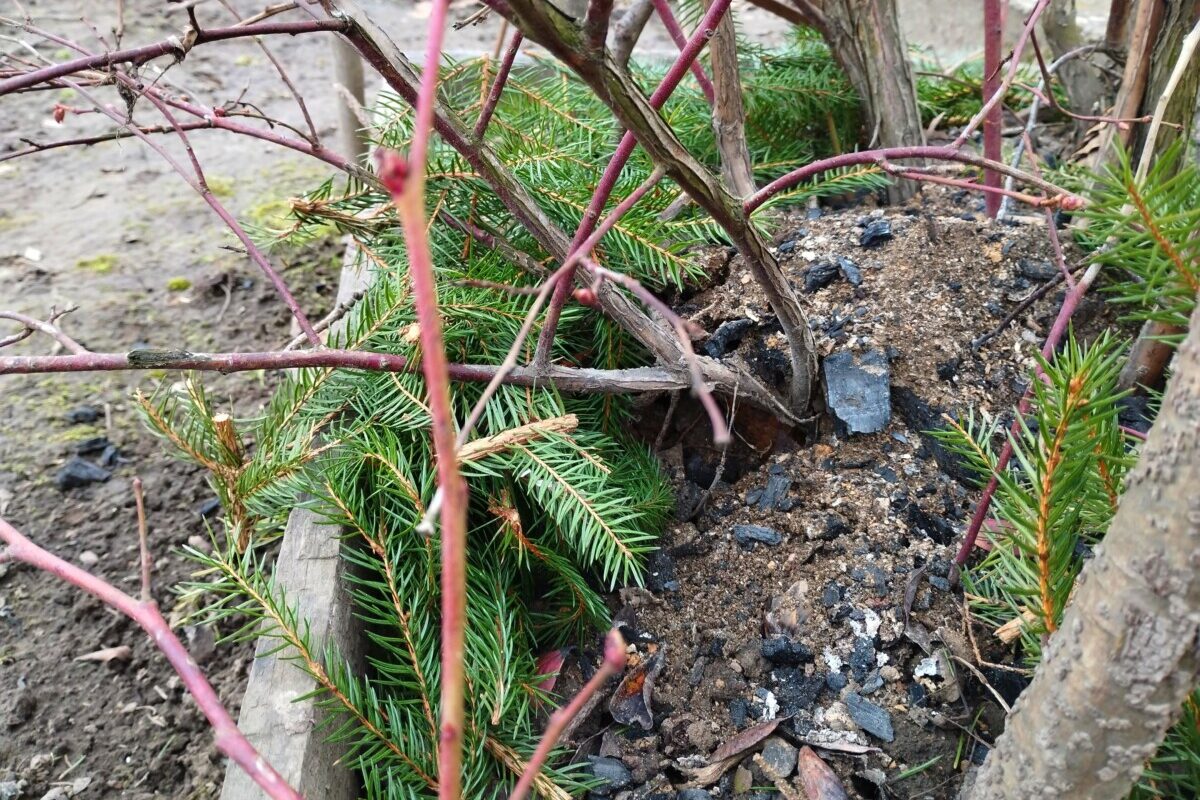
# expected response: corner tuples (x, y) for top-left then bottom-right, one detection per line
(221, 244), (371, 800)
(218, 506), (362, 800)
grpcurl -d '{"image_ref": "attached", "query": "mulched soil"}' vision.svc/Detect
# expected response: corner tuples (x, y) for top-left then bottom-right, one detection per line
(553, 186), (1119, 799)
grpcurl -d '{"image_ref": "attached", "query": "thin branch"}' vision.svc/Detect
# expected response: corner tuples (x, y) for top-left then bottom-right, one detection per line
(376, 2), (466, 795)
(0, 345), (698, 390)
(982, 0), (1003, 217)
(954, 0), (1053, 147)
(705, 0), (755, 197)
(121, 81), (322, 345)
(532, 0), (732, 368)
(584, 257), (729, 444)
(0, 307), (86, 353)
(609, 0), (654, 66)
(457, 166), (666, 448)
(0, 17), (348, 96)
(999, 43), (1103, 220)
(746, 145), (1080, 214)
(650, 0), (715, 104)
(215, 0), (320, 144)
(510, 630), (626, 800)
(584, 0), (614, 53)
(0, 517), (304, 800)
(474, 29), (523, 139)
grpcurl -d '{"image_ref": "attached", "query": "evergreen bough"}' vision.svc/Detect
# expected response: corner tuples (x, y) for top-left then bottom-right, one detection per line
(938, 154), (1200, 799)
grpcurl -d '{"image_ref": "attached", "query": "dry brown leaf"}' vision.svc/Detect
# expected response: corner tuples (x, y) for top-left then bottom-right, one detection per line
(797, 746), (850, 800)
(608, 646), (664, 730)
(74, 645), (132, 663)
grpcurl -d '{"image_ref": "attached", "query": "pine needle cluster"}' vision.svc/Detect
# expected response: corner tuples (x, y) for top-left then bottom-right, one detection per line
(937, 156), (1200, 797)
(934, 333), (1133, 661)
(1081, 142), (1200, 336)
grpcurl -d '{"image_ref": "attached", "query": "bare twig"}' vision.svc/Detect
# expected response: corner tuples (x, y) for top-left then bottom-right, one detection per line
(650, 0), (715, 104)
(474, 29), (523, 139)
(215, 0), (321, 144)
(0, 517), (304, 800)
(0, 307), (85, 353)
(509, 630), (626, 800)
(0, 18), (348, 96)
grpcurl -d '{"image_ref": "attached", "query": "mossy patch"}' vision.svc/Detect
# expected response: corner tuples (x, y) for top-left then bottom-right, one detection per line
(206, 175), (236, 198)
(76, 254), (117, 273)
(166, 277), (192, 292)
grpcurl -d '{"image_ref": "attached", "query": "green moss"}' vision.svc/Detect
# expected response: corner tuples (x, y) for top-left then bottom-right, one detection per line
(166, 277), (192, 292)
(206, 175), (236, 198)
(246, 198), (293, 230)
(76, 254), (117, 273)
(235, 54), (255, 67)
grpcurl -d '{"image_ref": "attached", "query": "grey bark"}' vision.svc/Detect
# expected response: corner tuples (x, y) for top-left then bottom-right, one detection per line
(967, 296), (1200, 798)
(819, 0), (924, 202)
(609, 0), (655, 66)
(1114, 0), (1200, 391)
(706, 0), (757, 198)
(1131, 0), (1200, 163)
(1041, 0), (1108, 142)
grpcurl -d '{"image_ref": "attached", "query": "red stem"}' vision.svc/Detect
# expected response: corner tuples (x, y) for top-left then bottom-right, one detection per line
(474, 30), (524, 139)
(954, 0), (1052, 147)
(745, 145), (1078, 214)
(380, 2), (468, 796)
(983, 0), (1004, 217)
(0, 19), (347, 96)
(0, 518), (303, 800)
(954, 261), (1102, 564)
(533, 0), (732, 367)
(651, 0), (716, 104)
(509, 630), (626, 800)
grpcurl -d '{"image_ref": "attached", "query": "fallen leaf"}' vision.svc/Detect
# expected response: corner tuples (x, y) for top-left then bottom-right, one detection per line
(683, 716), (789, 787)
(797, 746), (850, 800)
(74, 645), (131, 663)
(535, 648), (567, 693)
(710, 716), (785, 763)
(797, 738), (880, 756)
(608, 645), (663, 730)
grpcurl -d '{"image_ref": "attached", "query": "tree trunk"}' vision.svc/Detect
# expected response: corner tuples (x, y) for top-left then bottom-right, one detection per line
(1041, 0), (1109, 142)
(706, 0), (756, 197)
(820, 0), (924, 202)
(966, 297), (1200, 798)
(1112, 0), (1200, 392)
(1131, 0), (1200, 162)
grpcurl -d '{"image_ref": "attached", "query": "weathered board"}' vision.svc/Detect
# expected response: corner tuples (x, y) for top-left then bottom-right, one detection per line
(220, 246), (372, 800)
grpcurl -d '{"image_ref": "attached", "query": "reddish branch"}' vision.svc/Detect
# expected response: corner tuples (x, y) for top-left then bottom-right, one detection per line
(0, 515), (304, 800)
(746, 145), (1080, 213)
(0, 18), (348, 96)
(533, 0), (733, 367)
(982, 0), (1003, 217)
(475, 30), (524, 138)
(509, 630), (626, 800)
(377, 3), (467, 796)
(650, 0), (716, 104)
